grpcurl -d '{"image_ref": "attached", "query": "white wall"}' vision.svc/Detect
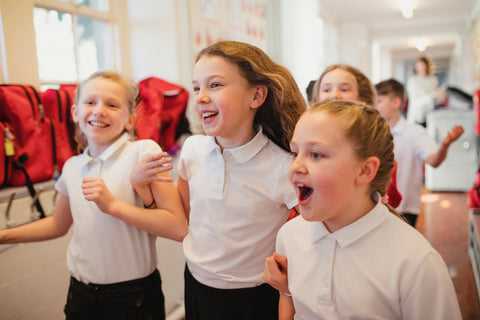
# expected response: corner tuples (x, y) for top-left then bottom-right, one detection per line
(127, 0), (181, 83)
(339, 22), (371, 77)
(0, 0), (39, 86)
(277, 0), (324, 100)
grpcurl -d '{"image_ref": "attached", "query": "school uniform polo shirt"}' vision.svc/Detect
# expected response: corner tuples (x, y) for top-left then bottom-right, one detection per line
(392, 116), (437, 214)
(56, 133), (161, 284)
(276, 195), (461, 320)
(179, 128), (297, 289)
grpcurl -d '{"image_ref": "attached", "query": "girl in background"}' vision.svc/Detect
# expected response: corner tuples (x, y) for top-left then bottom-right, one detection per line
(406, 56), (440, 127)
(264, 100), (461, 319)
(310, 64), (402, 208)
(0, 71), (187, 320)
(179, 40), (306, 319)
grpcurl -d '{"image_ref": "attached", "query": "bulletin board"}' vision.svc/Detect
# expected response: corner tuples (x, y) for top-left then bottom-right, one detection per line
(189, 0), (268, 56)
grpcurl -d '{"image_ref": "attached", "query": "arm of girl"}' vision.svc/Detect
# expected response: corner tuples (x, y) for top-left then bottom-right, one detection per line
(130, 152), (174, 208)
(279, 293), (295, 320)
(82, 175), (188, 242)
(0, 194), (73, 244)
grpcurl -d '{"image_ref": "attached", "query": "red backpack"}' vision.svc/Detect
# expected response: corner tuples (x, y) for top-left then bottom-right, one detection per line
(40, 88), (77, 173)
(0, 85), (55, 186)
(137, 77), (190, 153)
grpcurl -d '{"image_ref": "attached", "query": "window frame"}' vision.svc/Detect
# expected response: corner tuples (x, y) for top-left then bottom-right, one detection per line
(35, 0), (115, 85)
(0, 0), (128, 88)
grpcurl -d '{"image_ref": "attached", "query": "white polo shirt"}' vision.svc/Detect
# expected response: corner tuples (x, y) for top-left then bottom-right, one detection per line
(276, 195), (461, 320)
(179, 128), (297, 289)
(56, 133), (161, 284)
(392, 116), (437, 214)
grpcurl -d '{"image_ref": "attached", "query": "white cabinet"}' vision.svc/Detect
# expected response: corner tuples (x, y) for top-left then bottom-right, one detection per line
(425, 109), (477, 191)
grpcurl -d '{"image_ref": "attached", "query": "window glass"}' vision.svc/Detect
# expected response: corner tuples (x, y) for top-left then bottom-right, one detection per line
(33, 7), (77, 83)
(76, 16), (111, 80)
(74, 0), (109, 12)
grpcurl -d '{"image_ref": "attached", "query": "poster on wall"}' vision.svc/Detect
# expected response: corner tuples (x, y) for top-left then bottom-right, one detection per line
(189, 0), (267, 57)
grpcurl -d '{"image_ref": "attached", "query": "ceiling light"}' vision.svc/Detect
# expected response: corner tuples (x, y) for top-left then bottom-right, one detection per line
(414, 37), (429, 52)
(398, 0), (414, 18)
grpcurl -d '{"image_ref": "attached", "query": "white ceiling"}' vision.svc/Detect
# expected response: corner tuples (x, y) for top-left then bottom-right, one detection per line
(318, 0), (479, 61)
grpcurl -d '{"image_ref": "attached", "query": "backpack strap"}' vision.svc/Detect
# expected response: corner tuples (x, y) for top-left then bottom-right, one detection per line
(13, 153), (46, 219)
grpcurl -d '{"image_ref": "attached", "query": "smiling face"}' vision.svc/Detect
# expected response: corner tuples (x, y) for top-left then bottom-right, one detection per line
(192, 55), (263, 149)
(72, 77), (134, 157)
(318, 68), (360, 102)
(288, 111), (366, 230)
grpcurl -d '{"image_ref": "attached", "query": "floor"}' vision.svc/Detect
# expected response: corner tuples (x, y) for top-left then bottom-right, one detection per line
(416, 189), (480, 319)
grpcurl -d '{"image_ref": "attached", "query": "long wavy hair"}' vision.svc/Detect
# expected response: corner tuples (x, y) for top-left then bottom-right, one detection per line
(195, 41), (306, 152)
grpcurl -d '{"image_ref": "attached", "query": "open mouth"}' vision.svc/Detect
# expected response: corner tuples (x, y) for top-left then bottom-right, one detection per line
(298, 183), (313, 201)
(88, 120), (108, 128)
(202, 111), (218, 120)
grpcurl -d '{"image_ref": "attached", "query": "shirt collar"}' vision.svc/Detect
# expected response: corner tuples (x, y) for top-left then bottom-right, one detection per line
(78, 132), (131, 165)
(205, 126), (270, 163)
(309, 192), (387, 247)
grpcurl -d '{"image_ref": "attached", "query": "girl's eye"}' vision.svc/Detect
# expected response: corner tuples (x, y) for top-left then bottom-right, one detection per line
(193, 86), (200, 93)
(108, 104), (117, 108)
(311, 152), (322, 159)
(210, 82), (221, 88)
(85, 100), (94, 105)
(290, 151), (298, 158)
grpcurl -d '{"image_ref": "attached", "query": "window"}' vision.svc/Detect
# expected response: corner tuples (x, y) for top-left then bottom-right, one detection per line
(33, 0), (115, 86)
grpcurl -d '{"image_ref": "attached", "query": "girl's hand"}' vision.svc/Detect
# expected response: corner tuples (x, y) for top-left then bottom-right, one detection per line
(82, 177), (116, 213)
(263, 253), (290, 294)
(130, 152), (174, 189)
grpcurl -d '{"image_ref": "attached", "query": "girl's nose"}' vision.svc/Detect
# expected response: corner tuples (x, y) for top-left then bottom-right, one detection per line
(195, 89), (210, 104)
(93, 102), (106, 116)
(290, 156), (307, 174)
(333, 88), (343, 99)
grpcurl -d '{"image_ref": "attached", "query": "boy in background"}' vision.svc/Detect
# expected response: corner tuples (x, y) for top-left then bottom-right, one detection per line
(375, 79), (464, 227)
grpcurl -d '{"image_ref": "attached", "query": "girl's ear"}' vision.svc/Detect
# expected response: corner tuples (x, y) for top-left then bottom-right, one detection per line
(250, 85), (268, 110)
(71, 104), (79, 123)
(124, 113), (136, 131)
(356, 156), (380, 186)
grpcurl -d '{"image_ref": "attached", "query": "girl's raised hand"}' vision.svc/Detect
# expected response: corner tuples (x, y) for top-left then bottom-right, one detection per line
(82, 177), (116, 213)
(263, 253), (290, 294)
(130, 152), (174, 189)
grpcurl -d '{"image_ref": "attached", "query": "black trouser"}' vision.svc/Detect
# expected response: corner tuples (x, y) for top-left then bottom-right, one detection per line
(64, 269), (165, 320)
(184, 264), (279, 320)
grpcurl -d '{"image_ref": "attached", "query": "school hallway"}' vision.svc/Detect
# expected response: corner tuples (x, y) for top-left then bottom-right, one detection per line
(417, 188), (480, 319)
